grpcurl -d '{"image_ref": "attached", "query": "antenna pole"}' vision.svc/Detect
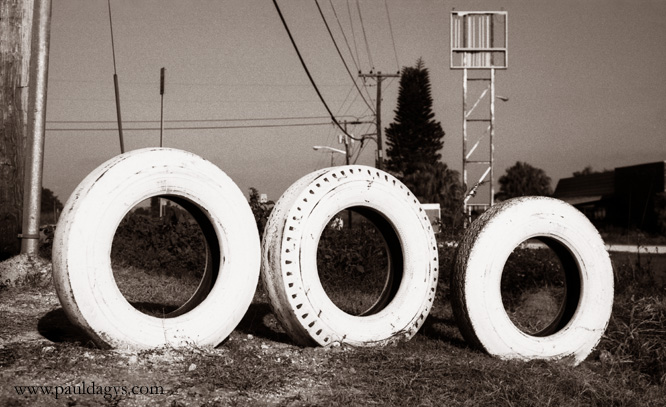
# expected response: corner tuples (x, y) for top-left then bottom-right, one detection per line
(160, 67), (165, 147)
(108, 0), (124, 153)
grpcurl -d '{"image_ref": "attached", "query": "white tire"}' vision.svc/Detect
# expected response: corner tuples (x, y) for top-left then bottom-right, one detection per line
(261, 166), (439, 346)
(451, 196), (614, 365)
(52, 148), (260, 349)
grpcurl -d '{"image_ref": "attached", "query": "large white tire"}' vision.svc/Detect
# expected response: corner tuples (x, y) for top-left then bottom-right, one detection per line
(261, 166), (439, 346)
(451, 196), (614, 365)
(52, 148), (260, 349)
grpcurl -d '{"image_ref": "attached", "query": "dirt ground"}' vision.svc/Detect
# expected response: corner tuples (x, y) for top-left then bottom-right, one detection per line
(2, 253), (664, 406)
(0, 253), (359, 406)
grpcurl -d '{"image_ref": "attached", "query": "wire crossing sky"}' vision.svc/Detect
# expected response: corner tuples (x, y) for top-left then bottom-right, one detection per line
(44, 0), (666, 205)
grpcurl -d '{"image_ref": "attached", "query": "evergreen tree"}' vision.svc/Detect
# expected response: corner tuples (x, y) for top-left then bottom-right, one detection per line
(385, 58), (444, 175)
(41, 187), (63, 214)
(384, 59), (462, 227)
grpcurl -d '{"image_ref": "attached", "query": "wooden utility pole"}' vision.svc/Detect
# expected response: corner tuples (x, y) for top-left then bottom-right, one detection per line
(358, 71), (399, 170)
(0, 0), (34, 260)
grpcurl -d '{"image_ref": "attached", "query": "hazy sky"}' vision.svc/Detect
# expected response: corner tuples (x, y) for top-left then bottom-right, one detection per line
(43, 0), (666, 205)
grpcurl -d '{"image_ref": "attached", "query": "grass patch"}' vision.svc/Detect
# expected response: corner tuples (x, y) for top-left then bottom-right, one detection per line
(112, 265), (201, 317)
(3, 223), (664, 406)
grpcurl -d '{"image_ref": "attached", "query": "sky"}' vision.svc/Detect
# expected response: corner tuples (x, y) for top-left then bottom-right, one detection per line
(43, 0), (666, 206)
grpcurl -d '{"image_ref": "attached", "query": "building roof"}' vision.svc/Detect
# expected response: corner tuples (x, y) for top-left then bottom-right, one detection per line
(553, 171), (615, 199)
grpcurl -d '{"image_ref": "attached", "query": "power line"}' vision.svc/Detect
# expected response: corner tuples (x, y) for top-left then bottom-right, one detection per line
(334, 0), (376, 108)
(355, 1), (374, 71)
(315, 0), (374, 113)
(346, 0), (361, 73)
(384, 0), (400, 72)
(49, 78), (350, 88)
(45, 122), (335, 132)
(328, 0), (358, 72)
(335, 84), (358, 117)
(339, 86), (363, 118)
(46, 115), (351, 124)
(272, 0), (362, 142)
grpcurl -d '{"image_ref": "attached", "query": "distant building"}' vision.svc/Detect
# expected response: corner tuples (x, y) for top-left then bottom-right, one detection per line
(421, 203), (442, 233)
(553, 161), (666, 231)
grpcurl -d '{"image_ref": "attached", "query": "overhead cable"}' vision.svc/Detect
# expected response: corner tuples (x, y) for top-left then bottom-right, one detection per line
(46, 115), (352, 124)
(356, 1), (374, 71)
(346, 0), (361, 72)
(315, 0), (374, 113)
(46, 122), (335, 132)
(272, 0), (364, 141)
(384, 0), (401, 72)
(328, 0), (358, 72)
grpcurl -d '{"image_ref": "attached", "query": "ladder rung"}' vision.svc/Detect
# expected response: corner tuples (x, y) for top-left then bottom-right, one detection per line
(466, 160), (491, 164)
(466, 119), (491, 122)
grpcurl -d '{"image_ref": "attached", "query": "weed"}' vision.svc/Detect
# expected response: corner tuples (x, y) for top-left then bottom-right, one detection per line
(599, 295), (666, 385)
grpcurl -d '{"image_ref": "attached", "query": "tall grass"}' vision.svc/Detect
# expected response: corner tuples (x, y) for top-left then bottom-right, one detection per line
(600, 252), (666, 385)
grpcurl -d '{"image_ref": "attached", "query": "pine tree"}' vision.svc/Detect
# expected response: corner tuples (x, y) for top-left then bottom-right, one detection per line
(384, 59), (462, 227)
(385, 58), (444, 175)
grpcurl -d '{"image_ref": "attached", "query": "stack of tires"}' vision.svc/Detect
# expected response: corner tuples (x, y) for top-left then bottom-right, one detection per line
(52, 148), (613, 365)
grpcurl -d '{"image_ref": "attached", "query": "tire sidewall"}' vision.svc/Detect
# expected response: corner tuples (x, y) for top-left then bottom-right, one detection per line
(458, 197), (613, 363)
(53, 148), (260, 349)
(263, 166), (438, 346)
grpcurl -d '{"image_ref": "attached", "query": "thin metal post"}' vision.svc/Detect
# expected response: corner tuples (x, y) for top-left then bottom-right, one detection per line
(462, 68), (468, 216)
(160, 67), (165, 147)
(113, 74), (124, 153)
(490, 68), (495, 206)
(159, 94), (164, 147)
(21, 0), (52, 255)
(342, 121), (352, 229)
(108, 0), (124, 153)
(376, 74), (383, 169)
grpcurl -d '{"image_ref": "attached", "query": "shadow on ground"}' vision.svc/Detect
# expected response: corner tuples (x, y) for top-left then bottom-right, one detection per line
(37, 301), (294, 347)
(37, 308), (96, 347)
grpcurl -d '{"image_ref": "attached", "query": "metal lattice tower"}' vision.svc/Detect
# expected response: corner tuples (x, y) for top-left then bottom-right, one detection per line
(451, 11), (507, 221)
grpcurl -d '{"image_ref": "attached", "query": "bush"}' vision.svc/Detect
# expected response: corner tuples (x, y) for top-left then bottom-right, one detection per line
(249, 187), (274, 236)
(317, 217), (388, 290)
(111, 210), (206, 278)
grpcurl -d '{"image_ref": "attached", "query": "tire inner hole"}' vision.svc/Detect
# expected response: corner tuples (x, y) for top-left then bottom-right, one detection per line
(110, 195), (220, 318)
(500, 237), (581, 336)
(316, 206), (403, 317)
